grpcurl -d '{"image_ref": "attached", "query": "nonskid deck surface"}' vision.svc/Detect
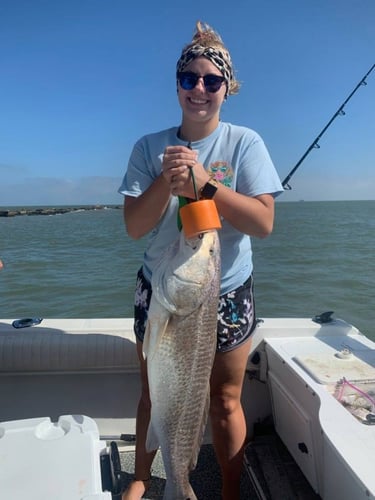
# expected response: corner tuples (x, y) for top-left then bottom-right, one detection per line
(245, 431), (321, 500)
(114, 431), (318, 500)
(116, 443), (254, 499)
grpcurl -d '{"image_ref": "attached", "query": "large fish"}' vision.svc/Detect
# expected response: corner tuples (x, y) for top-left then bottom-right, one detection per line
(143, 228), (221, 500)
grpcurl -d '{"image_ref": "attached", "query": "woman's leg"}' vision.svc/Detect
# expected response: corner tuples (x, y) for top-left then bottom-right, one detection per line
(122, 340), (156, 500)
(209, 338), (252, 500)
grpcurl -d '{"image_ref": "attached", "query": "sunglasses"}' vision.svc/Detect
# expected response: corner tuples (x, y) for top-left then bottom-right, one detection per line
(177, 71), (226, 93)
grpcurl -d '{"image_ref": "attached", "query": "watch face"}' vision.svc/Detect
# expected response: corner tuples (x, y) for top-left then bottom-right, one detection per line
(201, 180), (218, 199)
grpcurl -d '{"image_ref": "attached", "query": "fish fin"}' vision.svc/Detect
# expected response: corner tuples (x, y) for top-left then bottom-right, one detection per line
(145, 419), (159, 452)
(142, 322), (150, 360)
(143, 299), (170, 361)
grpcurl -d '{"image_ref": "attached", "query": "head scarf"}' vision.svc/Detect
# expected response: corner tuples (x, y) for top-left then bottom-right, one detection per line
(176, 44), (236, 96)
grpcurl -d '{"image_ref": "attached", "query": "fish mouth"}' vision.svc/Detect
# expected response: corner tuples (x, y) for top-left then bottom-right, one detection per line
(172, 272), (202, 286)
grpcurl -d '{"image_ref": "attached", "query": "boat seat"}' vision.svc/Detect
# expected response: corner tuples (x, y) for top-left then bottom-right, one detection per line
(0, 322), (139, 374)
(0, 319), (140, 437)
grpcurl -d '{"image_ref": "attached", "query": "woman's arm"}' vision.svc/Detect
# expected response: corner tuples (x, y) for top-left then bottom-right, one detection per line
(123, 174), (171, 240)
(125, 144), (275, 240)
(124, 145), (198, 239)
(209, 186), (274, 238)
(167, 147), (275, 238)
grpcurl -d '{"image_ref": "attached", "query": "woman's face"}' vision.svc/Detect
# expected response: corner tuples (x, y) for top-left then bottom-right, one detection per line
(177, 56), (227, 126)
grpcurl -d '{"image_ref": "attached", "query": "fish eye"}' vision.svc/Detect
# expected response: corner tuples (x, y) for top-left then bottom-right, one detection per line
(187, 237), (199, 249)
(186, 233), (204, 249)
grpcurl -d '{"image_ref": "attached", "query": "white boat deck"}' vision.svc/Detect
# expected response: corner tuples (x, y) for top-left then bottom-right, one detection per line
(1, 316), (374, 499)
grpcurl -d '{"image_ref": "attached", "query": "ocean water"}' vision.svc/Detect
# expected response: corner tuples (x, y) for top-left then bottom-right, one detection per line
(1, 201), (374, 341)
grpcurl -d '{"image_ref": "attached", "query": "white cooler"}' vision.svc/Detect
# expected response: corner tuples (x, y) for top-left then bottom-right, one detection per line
(0, 415), (112, 499)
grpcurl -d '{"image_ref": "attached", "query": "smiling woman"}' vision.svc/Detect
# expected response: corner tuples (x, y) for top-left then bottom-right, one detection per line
(118, 21), (283, 500)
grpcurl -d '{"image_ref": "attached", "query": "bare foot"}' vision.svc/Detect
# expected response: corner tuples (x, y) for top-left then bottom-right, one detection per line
(121, 478), (150, 500)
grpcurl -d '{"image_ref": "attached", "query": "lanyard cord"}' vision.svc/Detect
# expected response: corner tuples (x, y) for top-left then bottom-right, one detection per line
(177, 141), (199, 230)
(187, 142), (199, 201)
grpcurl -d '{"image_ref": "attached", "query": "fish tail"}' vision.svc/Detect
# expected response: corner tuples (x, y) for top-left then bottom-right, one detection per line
(163, 479), (197, 500)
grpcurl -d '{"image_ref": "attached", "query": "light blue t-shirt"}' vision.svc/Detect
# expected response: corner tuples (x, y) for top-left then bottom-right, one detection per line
(118, 121), (283, 294)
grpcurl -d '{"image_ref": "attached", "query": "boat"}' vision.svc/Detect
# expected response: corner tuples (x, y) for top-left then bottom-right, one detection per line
(0, 314), (374, 499)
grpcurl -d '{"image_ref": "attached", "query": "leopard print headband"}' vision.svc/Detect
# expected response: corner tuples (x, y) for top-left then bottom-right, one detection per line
(176, 45), (234, 96)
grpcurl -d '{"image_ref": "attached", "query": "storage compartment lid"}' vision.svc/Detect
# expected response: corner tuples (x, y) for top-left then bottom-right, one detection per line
(294, 350), (375, 384)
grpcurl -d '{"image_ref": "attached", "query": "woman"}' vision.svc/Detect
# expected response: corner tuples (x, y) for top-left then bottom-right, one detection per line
(119, 21), (283, 500)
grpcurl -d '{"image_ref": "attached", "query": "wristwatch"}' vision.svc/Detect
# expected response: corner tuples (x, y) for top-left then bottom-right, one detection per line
(200, 178), (218, 199)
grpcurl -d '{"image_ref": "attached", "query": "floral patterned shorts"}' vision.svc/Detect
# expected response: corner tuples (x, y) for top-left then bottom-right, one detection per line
(133, 268), (256, 353)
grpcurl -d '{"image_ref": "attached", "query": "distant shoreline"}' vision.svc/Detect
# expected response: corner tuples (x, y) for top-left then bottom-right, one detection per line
(0, 205), (122, 217)
(1, 199), (373, 218)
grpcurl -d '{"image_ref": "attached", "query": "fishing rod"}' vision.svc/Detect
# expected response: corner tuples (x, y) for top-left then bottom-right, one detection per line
(282, 63), (375, 190)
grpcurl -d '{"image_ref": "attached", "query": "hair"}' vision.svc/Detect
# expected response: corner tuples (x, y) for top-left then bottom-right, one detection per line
(176, 21), (241, 96)
(192, 21), (225, 47)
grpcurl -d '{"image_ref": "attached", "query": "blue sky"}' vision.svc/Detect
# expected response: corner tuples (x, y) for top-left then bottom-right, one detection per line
(0, 0), (374, 206)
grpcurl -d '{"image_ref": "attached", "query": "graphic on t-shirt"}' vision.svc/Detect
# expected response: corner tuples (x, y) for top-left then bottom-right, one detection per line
(208, 161), (233, 188)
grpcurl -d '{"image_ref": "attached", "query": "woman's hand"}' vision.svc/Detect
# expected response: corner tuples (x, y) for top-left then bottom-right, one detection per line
(162, 145), (210, 199)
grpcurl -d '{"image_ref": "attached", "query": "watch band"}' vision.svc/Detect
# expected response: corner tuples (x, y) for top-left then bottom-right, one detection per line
(200, 178), (218, 199)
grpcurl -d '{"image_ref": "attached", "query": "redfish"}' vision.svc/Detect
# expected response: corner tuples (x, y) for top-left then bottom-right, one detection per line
(143, 229), (221, 500)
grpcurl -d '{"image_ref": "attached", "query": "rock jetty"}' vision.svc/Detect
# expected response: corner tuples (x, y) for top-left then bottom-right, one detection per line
(0, 205), (121, 217)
